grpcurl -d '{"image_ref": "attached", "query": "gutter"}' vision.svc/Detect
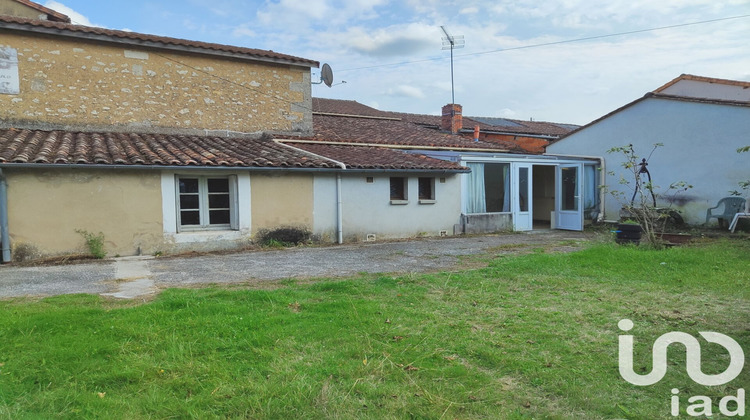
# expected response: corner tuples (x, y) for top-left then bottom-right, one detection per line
(543, 153), (606, 222)
(0, 169), (10, 263)
(276, 141), (347, 245)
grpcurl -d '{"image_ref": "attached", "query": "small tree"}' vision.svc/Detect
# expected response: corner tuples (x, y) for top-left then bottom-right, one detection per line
(730, 146), (749, 196)
(605, 144), (691, 248)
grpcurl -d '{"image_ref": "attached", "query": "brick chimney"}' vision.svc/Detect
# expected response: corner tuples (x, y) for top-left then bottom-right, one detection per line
(441, 104), (462, 134)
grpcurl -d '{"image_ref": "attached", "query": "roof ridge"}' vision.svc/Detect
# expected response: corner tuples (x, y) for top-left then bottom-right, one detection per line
(654, 73), (750, 92)
(10, 0), (70, 22)
(0, 15), (318, 67)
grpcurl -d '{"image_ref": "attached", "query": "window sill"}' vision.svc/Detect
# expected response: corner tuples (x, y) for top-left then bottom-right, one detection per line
(390, 200), (409, 205)
(171, 229), (245, 244)
(419, 199), (436, 205)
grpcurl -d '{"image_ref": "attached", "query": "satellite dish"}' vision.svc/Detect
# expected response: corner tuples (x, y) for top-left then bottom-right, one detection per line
(313, 63), (334, 87)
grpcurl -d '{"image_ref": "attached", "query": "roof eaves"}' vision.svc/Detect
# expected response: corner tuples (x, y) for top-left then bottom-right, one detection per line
(654, 73), (750, 92)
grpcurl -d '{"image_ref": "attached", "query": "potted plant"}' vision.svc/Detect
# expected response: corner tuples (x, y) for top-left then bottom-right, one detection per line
(616, 219), (642, 244)
(605, 144), (692, 248)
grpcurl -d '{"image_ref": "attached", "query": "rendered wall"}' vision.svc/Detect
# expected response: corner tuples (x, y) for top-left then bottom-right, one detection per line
(251, 173), (314, 233)
(0, 32), (311, 134)
(547, 98), (750, 224)
(313, 173), (462, 242)
(5, 168), (164, 258)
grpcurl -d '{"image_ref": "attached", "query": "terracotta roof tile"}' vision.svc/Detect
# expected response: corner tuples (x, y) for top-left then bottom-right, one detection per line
(0, 129), (338, 168)
(312, 98), (577, 138)
(0, 15), (317, 67)
(8, 0), (70, 22)
(305, 114), (523, 152)
(289, 143), (468, 171)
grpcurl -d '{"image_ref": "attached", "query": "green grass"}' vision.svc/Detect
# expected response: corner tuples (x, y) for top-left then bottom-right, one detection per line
(0, 239), (748, 419)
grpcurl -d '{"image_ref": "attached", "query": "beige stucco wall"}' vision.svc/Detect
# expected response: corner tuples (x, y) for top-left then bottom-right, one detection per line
(251, 173), (313, 233)
(5, 168), (165, 258)
(0, 31), (311, 134)
(0, 0), (48, 20)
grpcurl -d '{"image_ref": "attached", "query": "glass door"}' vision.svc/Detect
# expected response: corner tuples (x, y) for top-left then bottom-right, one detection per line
(555, 164), (583, 231)
(512, 163), (533, 231)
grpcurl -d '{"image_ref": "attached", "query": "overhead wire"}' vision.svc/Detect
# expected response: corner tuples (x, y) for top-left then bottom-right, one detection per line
(152, 13), (749, 111)
(338, 14), (750, 72)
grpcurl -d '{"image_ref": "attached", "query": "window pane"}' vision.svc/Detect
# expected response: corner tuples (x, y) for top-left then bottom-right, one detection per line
(484, 163), (509, 212)
(561, 166), (579, 211)
(519, 167), (528, 212)
(418, 177), (433, 200)
(209, 210), (230, 225)
(180, 194), (200, 210)
(390, 177), (406, 200)
(179, 178), (199, 193)
(180, 210), (200, 225)
(208, 194), (230, 209)
(207, 178), (229, 193)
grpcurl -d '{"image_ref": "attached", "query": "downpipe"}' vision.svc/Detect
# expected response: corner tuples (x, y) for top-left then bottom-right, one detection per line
(0, 169), (10, 263)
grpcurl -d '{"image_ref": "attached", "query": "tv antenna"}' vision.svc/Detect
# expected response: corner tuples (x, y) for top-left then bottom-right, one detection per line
(312, 63), (334, 87)
(441, 26), (464, 105)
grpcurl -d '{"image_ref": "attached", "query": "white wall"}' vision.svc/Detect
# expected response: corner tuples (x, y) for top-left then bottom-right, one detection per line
(313, 173), (462, 241)
(547, 97), (750, 225)
(660, 80), (750, 102)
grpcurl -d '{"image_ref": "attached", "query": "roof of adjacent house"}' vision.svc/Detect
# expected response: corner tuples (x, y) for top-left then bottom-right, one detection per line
(310, 98), (577, 144)
(303, 113), (522, 152)
(286, 142), (469, 171)
(0, 15), (318, 67)
(7, 0), (70, 22)
(654, 73), (750, 93)
(306, 98), (529, 152)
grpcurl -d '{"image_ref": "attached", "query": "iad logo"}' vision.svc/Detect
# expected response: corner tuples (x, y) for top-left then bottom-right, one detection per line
(617, 319), (746, 417)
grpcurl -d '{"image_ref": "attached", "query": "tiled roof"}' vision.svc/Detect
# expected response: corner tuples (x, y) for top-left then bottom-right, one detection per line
(654, 73), (750, 93)
(312, 98), (394, 118)
(312, 98), (577, 138)
(0, 15), (318, 67)
(305, 113), (522, 152)
(0, 129), (338, 168)
(10, 0), (70, 22)
(287, 143), (468, 171)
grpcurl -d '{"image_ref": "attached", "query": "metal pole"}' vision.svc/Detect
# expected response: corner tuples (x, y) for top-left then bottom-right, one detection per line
(450, 45), (455, 106)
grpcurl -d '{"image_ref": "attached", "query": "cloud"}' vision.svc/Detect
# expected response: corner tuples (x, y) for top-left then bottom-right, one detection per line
(385, 85), (426, 99)
(343, 23), (440, 57)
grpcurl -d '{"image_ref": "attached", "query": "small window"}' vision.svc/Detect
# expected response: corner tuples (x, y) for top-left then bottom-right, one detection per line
(366, 177), (374, 183)
(390, 177), (407, 202)
(418, 177), (435, 202)
(177, 176), (237, 231)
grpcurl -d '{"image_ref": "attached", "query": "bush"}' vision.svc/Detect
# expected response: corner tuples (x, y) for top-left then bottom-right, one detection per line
(75, 229), (107, 259)
(256, 227), (311, 247)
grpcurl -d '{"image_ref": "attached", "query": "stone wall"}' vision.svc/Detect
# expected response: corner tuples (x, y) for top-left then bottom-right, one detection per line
(0, 32), (312, 135)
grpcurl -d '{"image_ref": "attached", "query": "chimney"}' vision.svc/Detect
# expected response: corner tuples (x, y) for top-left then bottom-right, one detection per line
(441, 103), (462, 134)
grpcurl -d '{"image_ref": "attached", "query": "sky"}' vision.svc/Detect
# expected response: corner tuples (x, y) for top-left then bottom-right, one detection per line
(43, 0), (750, 125)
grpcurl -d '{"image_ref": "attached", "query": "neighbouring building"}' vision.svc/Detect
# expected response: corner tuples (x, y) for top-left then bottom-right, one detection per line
(546, 74), (750, 225)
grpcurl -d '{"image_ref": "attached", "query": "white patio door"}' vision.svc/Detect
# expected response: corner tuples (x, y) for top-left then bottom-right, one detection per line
(555, 163), (583, 231)
(512, 163), (533, 231)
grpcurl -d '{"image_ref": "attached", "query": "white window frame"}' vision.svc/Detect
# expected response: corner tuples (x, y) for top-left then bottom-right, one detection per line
(175, 175), (238, 232)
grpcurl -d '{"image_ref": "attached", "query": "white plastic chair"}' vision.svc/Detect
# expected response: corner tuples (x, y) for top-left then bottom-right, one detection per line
(728, 198), (750, 233)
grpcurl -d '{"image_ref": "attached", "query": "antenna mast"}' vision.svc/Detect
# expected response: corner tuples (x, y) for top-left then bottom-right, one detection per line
(441, 26), (464, 106)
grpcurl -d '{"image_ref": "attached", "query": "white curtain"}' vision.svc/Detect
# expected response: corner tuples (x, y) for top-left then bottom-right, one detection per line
(584, 165), (596, 211)
(502, 164), (510, 212)
(467, 163), (486, 213)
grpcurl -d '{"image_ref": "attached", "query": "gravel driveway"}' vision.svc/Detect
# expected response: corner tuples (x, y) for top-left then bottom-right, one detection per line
(0, 230), (596, 299)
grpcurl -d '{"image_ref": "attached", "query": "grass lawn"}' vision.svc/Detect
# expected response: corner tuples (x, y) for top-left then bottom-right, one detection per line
(0, 239), (748, 419)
